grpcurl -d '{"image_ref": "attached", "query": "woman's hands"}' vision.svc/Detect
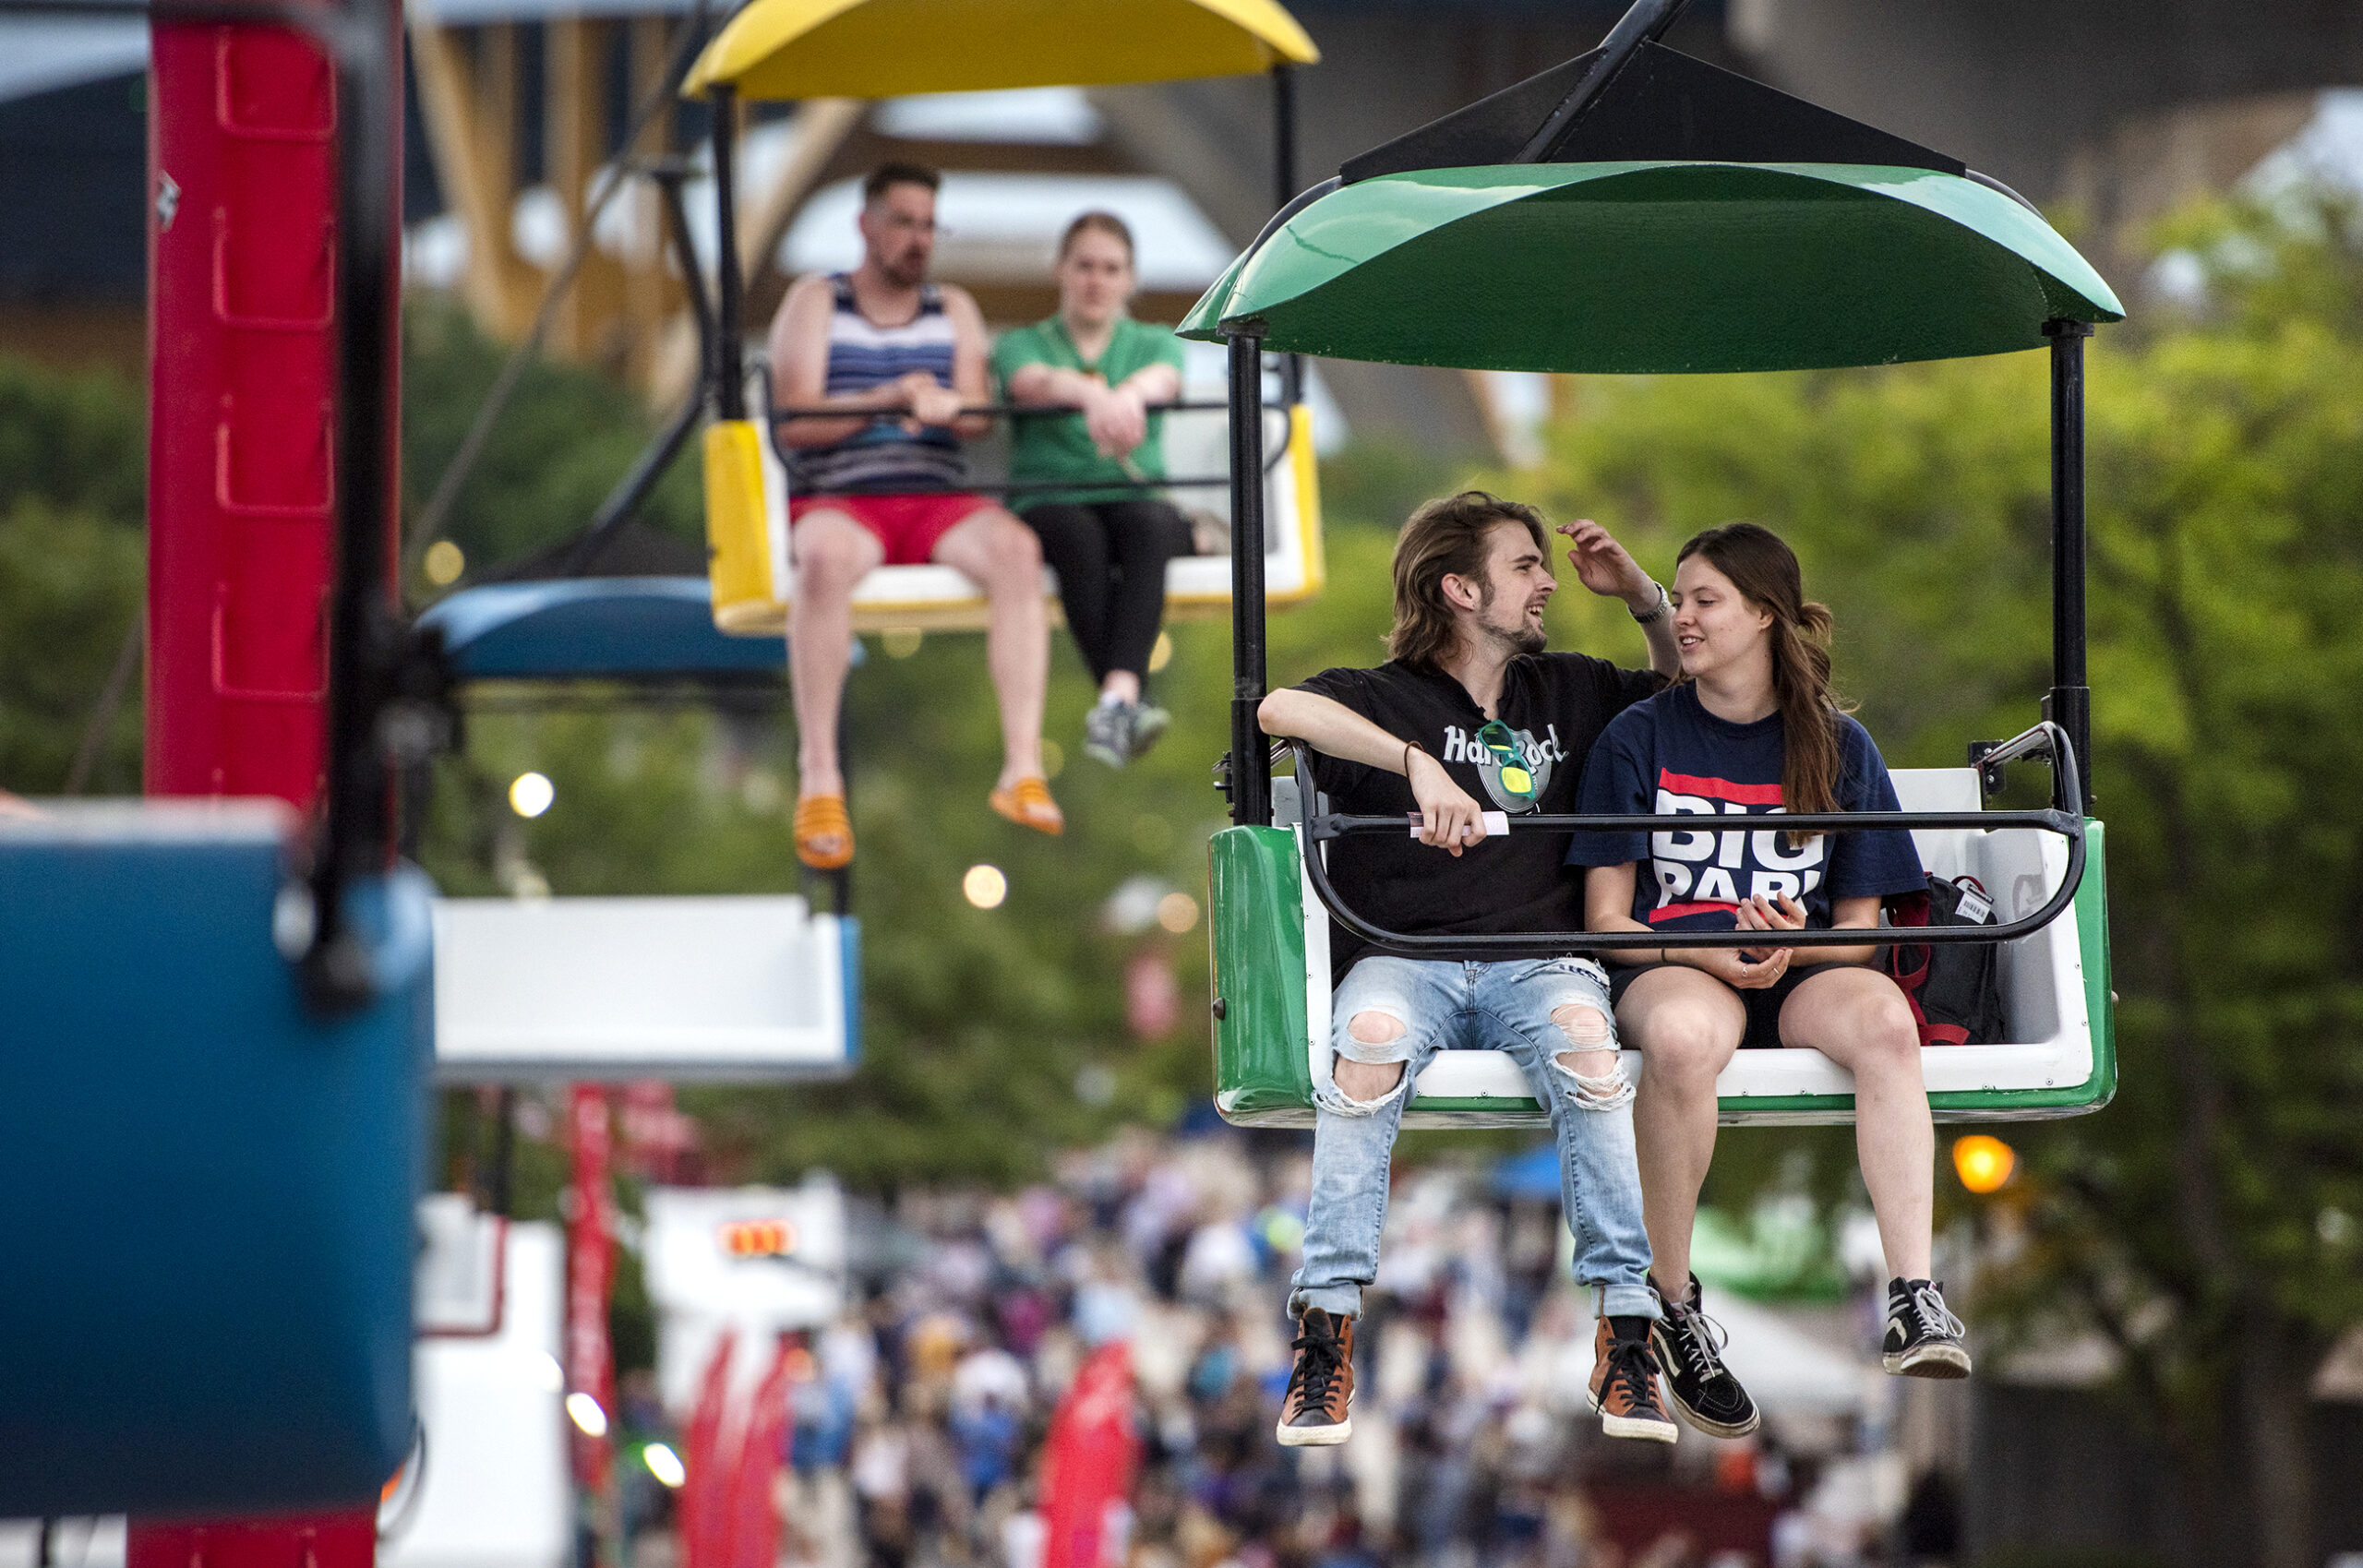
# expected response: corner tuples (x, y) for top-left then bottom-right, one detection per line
(1667, 892), (1805, 987)
(1408, 750), (1489, 857)
(1081, 379), (1149, 459)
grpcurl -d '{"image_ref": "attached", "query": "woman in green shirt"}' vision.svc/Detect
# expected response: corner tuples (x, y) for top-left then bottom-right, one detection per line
(991, 211), (1195, 767)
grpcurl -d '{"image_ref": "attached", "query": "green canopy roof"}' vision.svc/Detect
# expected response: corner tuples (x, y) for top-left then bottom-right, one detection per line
(1179, 161), (2125, 374)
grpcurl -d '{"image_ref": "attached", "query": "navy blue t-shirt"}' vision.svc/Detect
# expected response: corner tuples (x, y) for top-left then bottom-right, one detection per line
(1566, 682), (1925, 934)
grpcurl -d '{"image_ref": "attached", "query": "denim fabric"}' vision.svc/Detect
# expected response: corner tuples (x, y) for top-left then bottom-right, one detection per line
(1289, 956), (1659, 1322)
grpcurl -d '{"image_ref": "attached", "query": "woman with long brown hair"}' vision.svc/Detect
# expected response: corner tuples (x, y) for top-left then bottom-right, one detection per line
(1567, 522), (1963, 1441)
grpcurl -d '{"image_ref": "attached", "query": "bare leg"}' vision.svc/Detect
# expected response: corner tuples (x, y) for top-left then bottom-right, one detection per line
(932, 507), (1048, 789)
(786, 510), (883, 807)
(1618, 967), (1745, 1292)
(1101, 670), (1142, 704)
(1781, 967), (1934, 1280)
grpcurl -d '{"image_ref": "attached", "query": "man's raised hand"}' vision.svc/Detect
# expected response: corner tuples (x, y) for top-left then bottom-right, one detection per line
(1557, 519), (1657, 610)
(1406, 750), (1487, 857)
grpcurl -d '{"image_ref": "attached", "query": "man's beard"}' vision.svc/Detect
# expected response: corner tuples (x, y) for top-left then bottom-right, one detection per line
(880, 249), (929, 289)
(1479, 585), (1548, 655)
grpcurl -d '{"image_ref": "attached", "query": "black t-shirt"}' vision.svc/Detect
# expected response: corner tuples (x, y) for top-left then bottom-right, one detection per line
(1294, 653), (1665, 983)
(1565, 682), (1926, 934)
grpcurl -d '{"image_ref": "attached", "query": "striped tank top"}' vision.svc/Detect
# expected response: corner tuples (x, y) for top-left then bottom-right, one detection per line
(785, 274), (969, 496)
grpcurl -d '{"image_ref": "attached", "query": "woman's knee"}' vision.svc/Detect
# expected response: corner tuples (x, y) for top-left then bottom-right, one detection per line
(1635, 1007), (1735, 1086)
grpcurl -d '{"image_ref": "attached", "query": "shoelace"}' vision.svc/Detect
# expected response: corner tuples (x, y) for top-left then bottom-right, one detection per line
(1903, 1283), (1965, 1339)
(1667, 1302), (1733, 1379)
(1290, 1323), (1347, 1414)
(1601, 1336), (1660, 1410)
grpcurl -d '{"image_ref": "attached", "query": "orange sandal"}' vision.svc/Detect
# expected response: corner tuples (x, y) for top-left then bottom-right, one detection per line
(989, 777), (1064, 837)
(794, 795), (855, 870)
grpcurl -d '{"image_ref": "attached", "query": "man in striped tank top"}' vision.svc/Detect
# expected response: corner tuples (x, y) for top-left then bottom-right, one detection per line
(769, 162), (1060, 869)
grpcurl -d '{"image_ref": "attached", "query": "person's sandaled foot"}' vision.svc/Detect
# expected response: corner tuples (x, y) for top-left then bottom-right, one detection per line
(794, 795), (854, 870)
(989, 777), (1064, 836)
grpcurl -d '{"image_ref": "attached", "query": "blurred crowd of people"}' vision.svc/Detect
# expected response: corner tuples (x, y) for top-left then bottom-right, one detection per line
(630, 1128), (1958, 1568)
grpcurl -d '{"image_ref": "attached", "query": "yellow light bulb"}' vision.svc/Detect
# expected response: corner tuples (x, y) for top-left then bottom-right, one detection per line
(1952, 1133), (2016, 1194)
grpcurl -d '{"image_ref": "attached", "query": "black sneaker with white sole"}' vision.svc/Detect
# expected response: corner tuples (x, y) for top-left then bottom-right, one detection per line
(1883, 1277), (1973, 1378)
(1649, 1274), (1760, 1437)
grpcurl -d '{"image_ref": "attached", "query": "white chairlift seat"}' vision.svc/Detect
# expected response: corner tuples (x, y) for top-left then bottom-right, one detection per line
(433, 894), (858, 1082)
(1221, 768), (2112, 1129)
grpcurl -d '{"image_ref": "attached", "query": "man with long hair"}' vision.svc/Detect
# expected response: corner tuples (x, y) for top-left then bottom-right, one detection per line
(1256, 491), (1685, 1448)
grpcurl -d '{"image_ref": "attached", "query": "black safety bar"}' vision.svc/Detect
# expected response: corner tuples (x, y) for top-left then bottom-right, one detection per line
(766, 399), (1294, 498)
(1284, 720), (2086, 959)
(771, 401), (1237, 421)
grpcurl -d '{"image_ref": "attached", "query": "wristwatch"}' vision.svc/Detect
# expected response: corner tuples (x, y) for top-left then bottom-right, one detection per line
(1631, 581), (1672, 625)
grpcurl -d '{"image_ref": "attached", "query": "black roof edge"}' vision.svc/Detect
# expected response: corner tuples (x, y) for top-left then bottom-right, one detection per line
(1339, 41), (1963, 186)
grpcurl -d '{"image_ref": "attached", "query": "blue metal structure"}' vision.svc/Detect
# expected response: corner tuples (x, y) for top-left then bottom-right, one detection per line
(0, 805), (432, 1516)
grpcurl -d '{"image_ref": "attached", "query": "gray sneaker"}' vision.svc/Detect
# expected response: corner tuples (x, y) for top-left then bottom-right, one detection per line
(1128, 701), (1171, 760)
(1083, 700), (1133, 768)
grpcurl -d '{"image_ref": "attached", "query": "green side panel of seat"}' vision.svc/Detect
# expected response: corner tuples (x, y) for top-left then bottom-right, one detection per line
(1209, 826), (1317, 1122)
(1181, 162), (2123, 374)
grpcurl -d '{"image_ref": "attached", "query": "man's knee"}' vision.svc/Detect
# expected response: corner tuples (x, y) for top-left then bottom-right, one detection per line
(1326, 1011), (1408, 1111)
(1551, 1003), (1631, 1111)
(796, 526), (872, 592)
(1332, 1056), (1405, 1106)
(982, 514), (1042, 581)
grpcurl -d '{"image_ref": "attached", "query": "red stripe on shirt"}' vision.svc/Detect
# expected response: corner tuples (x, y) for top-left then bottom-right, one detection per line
(1657, 770), (1783, 806)
(1649, 901), (1740, 923)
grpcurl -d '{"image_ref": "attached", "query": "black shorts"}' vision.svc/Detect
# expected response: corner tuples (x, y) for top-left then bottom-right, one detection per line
(1607, 963), (1825, 1052)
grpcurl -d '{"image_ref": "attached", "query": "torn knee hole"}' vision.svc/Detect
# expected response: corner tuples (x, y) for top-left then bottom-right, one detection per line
(1551, 1003), (1613, 1047)
(1348, 1011), (1406, 1047)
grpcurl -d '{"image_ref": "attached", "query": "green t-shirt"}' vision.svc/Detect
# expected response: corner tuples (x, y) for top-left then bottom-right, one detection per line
(990, 316), (1188, 508)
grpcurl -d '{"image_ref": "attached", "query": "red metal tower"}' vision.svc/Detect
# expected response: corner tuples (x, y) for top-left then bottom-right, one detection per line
(137, 0), (404, 1557)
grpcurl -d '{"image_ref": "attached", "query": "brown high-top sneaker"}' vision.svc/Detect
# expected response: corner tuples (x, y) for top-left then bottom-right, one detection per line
(1276, 1308), (1356, 1446)
(1589, 1313), (1678, 1443)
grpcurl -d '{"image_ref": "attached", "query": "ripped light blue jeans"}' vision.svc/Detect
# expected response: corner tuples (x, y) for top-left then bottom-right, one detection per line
(1289, 955), (1659, 1323)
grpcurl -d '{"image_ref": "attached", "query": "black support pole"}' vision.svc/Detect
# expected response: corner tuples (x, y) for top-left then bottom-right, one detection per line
(2045, 317), (2093, 813)
(1227, 329), (1270, 828)
(1270, 65), (1303, 411)
(711, 85), (747, 422)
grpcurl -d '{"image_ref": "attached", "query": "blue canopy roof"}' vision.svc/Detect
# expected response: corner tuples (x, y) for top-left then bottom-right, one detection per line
(420, 577), (787, 682)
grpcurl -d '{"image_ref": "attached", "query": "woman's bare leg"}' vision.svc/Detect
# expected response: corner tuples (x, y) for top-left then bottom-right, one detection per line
(1619, 967), (1746, 1291)
(1781, 967), (1933, 1280)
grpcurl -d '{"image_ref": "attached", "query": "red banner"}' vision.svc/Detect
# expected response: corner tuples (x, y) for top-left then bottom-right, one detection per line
(1039, 1342), (1138, 1568)
(566, 1086), (617, 1491)
(681, 1332), (737, 1568)
(726, 1339), (797, 1568)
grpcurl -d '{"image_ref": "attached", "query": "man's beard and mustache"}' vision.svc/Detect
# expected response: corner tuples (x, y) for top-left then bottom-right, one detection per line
(880, 245), (930, 289)
(1478, 582), (1549, 655)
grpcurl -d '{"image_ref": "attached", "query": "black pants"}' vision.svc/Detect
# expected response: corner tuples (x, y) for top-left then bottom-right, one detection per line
(1018, 498), (1194, 685)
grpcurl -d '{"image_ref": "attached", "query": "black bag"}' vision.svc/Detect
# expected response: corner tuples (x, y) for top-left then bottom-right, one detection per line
(1883, 875), (2007, 1047)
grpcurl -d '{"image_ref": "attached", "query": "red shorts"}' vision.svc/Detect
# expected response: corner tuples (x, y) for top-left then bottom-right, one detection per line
(789, 492), (991, 567)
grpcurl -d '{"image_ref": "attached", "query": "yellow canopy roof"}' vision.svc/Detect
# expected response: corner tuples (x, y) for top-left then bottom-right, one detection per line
(684, 0), (1318, 100)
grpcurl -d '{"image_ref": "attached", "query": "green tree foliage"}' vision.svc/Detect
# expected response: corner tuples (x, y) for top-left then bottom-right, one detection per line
(1507, 195), (2363, 1567)
(0, 357), (145, 795)
(401, 298), (703, 584)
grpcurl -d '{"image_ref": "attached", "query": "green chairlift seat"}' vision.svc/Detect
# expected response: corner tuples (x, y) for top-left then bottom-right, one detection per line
(1188, 0), (2121, 1127)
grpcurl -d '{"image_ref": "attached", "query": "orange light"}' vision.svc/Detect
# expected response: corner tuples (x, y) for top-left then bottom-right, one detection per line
(1952, 1134), (2017, 1194)
(718, 1218), (799, 1257)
